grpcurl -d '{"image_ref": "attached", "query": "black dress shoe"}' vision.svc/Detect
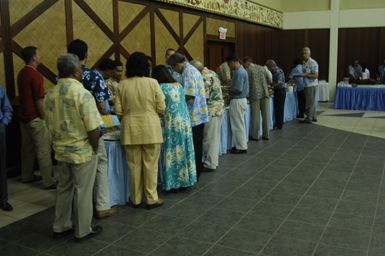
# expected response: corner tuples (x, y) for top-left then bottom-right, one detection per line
(53, 228), (74, 239)
(262, 137), (269, 141)
(312, 118), (318, 122)
(146, 199), (164, 210)
(44, 184), (57, 190)
(300, 119), (312, 124)
(202, 167), (216, 172)
(1, 202), (13, 211)
(249, 137), (259, 141)
(127, 199), (142, 208)
(230, 148), (247, 154)
(75, 225), (102, 242)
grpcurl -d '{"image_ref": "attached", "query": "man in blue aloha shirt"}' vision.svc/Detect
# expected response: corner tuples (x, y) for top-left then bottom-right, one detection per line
(167, 52), (208, 179)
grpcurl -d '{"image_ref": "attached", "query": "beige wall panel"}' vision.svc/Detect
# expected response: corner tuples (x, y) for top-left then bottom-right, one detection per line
(154, 15), (179, 66)
(206, 18), (235, 38)
(183, 13), (200, 38)
(73, 2), (113, 67)
(13, 0), (66, 75)
(120, 13), (151, 56)
(340, 0), (385, 9)
(0, 52), (5, 87)
(85, 0), (113, 30)
(282, 0), (330, 12)
(184, 23), (204, 63)
(118, 1), (146, 33)
(159, 8), (179, 35)
(9, 0), (43, 25)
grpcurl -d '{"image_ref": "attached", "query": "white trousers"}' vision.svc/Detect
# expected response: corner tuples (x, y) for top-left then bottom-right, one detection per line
(94, 137), (111, 211)
(229, 98), (248, 150)
(203, 115), (222, 169)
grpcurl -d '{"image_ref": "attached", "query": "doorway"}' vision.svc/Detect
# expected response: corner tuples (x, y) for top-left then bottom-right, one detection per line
(206, 40), (235, 71)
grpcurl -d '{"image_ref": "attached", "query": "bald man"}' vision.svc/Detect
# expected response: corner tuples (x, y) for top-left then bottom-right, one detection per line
(299, 47), (319, 124)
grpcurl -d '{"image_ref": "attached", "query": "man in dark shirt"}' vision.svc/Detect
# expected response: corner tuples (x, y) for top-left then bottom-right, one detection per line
(266, 59), (286, 130)
(17, 46), (55, 189)
(67, 39), (116, 219)
(0, 86), (13, 211)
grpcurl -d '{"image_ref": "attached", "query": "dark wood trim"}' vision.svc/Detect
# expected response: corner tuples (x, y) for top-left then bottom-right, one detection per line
(206, 35), (236, 43)
(112, 0), (119, 60)
(183, 16), (203, 44)
(179, 11), (183, 49)
(203, 16), (207, 66)
(11, 0), (59, 37)
(74, 0), (114, 41)
(0, 0), (15, 98)
(12, 41), (57, 83)
(64, 0), (73, 45)
(154, 8), (180, 45)
(119, 7), (149, 41)
(150, 6), (156, 65)
(119, 44), (130, 60)
(92, 45), (116, 69)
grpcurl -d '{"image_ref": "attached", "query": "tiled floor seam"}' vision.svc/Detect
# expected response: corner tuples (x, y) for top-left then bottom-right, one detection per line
(311, 135), (370, 255)
(199, 127), (336, 256)
(252, 131), (353, 256)
(365, 159), (385, 255)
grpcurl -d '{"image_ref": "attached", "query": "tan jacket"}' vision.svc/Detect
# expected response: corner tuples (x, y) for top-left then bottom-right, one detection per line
(115, 77), (165, 145)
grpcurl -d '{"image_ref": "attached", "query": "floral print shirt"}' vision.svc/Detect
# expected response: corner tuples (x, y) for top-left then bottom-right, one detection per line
(201, 67), (224, 117)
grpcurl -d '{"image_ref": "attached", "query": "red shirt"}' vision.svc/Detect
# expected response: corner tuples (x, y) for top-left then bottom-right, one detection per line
(17, 66), (45, 123)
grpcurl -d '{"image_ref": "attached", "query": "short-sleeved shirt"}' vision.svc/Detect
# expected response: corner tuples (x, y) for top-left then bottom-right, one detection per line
(0, 86), (13, 125)
(289, 64), (304, 91)
(45, 78), (103, 164)
(303, 58), (319, 87)
(272, 67), (285, 90)
(247, 63), (270, 101)
(216, 62), (232, 85)
(201, 68), (224, 117)
(182, 62), (209, 127)
(230, 65), (249, 99)
(81, 66), (111, 104)
(17, 66), (45, 123)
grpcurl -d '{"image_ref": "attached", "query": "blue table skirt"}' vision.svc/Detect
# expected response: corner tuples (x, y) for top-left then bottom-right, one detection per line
(105, 91), (298, 206)
(334, 86), (385, 111)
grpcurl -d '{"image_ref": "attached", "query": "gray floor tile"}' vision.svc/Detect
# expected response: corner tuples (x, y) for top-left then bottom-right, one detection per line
(315, 243), (367, 256)
(141, 215), (192, 234)
(250, 202), (294, 219)
(149, 237), (211, 256)
(180, 222), (229, 243)
(321, 226), (371, 251)
(195, 207), (245, 228)
(261, 236), (316, 256)
(235, 214), (283, 235)
(287, 207), (331, 226)
(93, 245), (144, 256)
(274, 220), (324, 242)
(47, 238), (108, 256)
(217, 228), (269, 253)
(1, 244), (38, 256)
(204, 245), (254, 256)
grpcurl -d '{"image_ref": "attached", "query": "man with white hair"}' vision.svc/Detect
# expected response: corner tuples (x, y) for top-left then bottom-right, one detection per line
(190, 60), (224, 171)
(45, 53), (103, 241)
(299, 47), (319, 124)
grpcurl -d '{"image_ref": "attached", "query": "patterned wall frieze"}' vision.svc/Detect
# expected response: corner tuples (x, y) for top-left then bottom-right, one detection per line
(154, 0), (283, 28)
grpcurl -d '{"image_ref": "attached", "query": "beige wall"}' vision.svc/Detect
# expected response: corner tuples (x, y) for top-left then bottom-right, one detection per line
(282, 0), (330, 12)
(340, 0), (385, 9)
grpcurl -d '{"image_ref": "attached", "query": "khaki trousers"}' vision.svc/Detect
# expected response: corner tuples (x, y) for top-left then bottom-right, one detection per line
(94, 138), (110, 211)
(53, 156), (97, 238)
(229, 98), (248, 150)
(20, 118), (54, 187)
(125, 144), (160, 205)
(203, 115), (222, 169)
(251, 98), (270, 140)
(304, 86), (317, 121)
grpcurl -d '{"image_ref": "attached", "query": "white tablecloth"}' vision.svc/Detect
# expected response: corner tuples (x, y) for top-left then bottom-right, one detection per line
(318, 82), (329, 101)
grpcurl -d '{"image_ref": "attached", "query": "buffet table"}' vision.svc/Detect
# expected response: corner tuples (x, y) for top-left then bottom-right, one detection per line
(334, 85), (385, 111)
(317, 81), (329, 102)
(105, 91), (298, 206)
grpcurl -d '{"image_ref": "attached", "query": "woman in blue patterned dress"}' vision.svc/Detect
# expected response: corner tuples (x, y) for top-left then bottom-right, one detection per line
(152, 65), (197, 191)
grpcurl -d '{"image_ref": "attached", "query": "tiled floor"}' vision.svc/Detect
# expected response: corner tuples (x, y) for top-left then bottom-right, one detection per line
(1, 105), (385, 255)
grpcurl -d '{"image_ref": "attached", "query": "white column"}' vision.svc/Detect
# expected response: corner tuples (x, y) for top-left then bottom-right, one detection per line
(328, 0), (339, 100)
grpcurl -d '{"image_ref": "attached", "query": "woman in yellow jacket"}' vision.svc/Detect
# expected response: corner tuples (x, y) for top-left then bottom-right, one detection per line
(115, 52), (165, 209)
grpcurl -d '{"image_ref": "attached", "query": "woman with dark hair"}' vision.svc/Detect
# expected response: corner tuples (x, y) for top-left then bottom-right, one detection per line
(152, 65), (197, 191)
(115, 52), (165, 209)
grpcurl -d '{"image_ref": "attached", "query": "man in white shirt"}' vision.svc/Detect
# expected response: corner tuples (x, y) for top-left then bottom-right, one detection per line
(298, 47), (319, 124)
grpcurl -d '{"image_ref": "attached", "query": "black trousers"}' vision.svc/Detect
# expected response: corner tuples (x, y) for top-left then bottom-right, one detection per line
(273, 88), (286, 129)
(297, 90), (306, 118)
(192, 123), (205, 178)
(0, 124), (7, 203)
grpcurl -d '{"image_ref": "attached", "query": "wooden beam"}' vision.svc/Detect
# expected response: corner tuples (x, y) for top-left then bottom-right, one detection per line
(112, 0), (119, 60)
(150, 7), (156, 65)
(92, 45), (115, 69)
(64, 0), (73, 45)
(119, 7), (149, 42)
(0, 0), (15, 98)
(183, 16), (203, 44)
(154, 8), (179, 45)
(11, 0), (59, 37)
(74, 0), (114, 41)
